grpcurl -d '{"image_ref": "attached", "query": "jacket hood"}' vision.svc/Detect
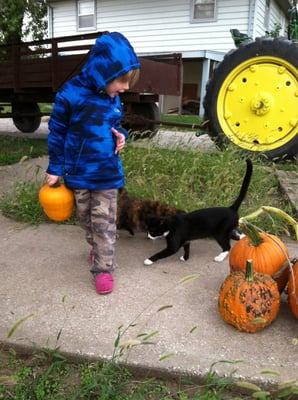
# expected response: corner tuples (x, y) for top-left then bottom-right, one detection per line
(78, 32), (140, 92)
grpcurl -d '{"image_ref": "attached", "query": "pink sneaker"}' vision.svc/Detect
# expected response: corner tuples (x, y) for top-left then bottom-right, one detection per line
(95, 273), (114, 295)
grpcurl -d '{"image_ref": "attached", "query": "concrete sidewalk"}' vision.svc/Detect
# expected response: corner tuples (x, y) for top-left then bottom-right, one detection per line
(0, 157), (297, 392)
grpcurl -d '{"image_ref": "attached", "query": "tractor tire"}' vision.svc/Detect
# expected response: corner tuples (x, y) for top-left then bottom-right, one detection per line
(12, 102), (41, 133)
(203, 37), (298, 159)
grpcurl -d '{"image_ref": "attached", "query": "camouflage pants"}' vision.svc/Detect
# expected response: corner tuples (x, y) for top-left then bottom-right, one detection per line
(73, 189), (117, 274)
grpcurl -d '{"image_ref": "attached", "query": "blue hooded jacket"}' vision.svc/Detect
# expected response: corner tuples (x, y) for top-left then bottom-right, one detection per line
(46, 32), (140, 190)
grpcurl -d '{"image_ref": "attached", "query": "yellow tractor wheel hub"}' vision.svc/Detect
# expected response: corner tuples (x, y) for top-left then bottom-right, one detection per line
(217, 56), (298, 151)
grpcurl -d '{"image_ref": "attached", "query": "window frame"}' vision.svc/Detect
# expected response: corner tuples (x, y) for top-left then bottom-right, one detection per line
(77, 0), (96, 31)
(190, 0), (217, 23)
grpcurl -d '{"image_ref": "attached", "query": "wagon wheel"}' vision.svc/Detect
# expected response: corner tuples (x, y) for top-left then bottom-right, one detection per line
(203, 37), (298, 159)
(12, 102), (41, 133)
(122, 102), (160, 139)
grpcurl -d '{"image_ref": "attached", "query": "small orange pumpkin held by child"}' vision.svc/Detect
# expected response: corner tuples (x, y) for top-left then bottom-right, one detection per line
(288, 258), (298, 319)
(229, 222), (290, 293)
(39, 182), (74, 222)
(218, 259), (280, 333)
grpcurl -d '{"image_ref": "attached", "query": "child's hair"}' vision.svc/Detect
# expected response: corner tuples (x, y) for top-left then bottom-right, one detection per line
(118, 69), (140, 88)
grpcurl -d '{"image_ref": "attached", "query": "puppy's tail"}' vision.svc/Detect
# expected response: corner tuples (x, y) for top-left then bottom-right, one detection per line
(230, 159), (253, 212)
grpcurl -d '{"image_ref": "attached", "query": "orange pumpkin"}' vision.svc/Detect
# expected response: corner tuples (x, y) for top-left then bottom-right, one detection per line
(229, 222), (290, 293)
(288, 258), (298, 319)
(39, 182), (74, 221)
(218, 259), (280, 333)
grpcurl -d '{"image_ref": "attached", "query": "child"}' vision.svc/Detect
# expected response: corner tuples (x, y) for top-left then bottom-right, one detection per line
(46, 32), (140, 295)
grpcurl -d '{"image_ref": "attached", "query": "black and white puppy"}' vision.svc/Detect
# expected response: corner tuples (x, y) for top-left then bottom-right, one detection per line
(144, 159), (252, 265)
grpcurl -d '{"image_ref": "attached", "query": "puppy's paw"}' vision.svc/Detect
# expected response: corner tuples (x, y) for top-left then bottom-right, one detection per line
(214, 251), (229, 262)
(144, 258), (154, 266)
(180, 256), (186, 262)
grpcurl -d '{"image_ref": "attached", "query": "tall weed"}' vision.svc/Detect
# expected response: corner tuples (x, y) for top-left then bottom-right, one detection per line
(121, 142), (294, 236)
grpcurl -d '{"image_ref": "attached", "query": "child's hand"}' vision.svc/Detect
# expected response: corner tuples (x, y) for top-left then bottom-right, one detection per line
(46, 174), (61, 186)
(111, 127), (125, 154)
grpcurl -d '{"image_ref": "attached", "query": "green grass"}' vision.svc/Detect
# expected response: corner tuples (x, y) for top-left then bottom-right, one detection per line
(0, 130), (296, 236)
(1, 345), (297, 399)
(121, 142), (296, 237)
(0, 135), (48, 165)
(160, 114), (204, 131)
(1, 347), (175, 399)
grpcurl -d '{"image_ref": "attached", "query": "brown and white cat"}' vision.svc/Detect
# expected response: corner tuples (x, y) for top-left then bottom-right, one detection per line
(144, 159), (252, 265)
(117, 188), (185, 235)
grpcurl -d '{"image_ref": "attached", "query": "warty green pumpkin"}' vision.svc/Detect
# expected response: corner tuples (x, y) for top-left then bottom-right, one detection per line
(218, 259), (280, 333)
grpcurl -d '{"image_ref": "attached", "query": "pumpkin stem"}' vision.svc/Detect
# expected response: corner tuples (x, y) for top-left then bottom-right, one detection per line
(50, 181), (61, 188)
(239, 220), (264, 247)
(240, 206), (298, 241)
(245, 259), (254, 282)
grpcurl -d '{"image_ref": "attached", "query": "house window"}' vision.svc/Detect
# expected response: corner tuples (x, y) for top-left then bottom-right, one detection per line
(77, 0), (96, 30)
(191, 0), (216, 22)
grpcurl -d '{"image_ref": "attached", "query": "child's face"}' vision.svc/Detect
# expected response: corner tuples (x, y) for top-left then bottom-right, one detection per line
(105, 79), (129, 98)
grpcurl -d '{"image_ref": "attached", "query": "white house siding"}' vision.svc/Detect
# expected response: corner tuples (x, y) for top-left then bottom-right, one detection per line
(48, 1), (77, 37)
(48, 1), (288, 55)
(253, 0), (287, 38)
(96, 0), (241, 53)
(253, 1), (268, 37)
(48, 0), (256, 54)
(268, 1), (287, 34)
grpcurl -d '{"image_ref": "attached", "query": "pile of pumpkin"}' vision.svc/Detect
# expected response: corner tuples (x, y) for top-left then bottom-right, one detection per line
(218, 210), (298, 333)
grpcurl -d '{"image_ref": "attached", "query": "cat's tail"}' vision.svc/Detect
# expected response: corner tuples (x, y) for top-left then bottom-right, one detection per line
(230, 158), (253, 212)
